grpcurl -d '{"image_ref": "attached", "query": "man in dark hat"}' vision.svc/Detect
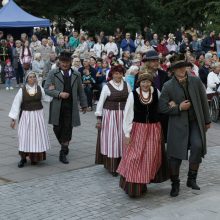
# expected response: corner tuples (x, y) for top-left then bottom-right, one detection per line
(137, 50), (170, 142)
(159, 54), (211, 197)
(44, 51), (88, 164)
(141, 50), (169, 91)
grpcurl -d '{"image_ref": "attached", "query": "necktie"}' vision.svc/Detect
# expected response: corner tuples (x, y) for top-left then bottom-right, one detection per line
(64, 71), (69, 77)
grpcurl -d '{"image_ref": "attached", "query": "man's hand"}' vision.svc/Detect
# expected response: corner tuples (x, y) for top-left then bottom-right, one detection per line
(59, 92), (70, 99)
(49, 84), (55, 90)
(179, 100), (191, 111)
(169, 101), (177, 108)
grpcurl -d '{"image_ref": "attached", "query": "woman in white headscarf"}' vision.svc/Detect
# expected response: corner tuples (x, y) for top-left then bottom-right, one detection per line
(32, 52), (45, 86)
(9, 71), (50, 168)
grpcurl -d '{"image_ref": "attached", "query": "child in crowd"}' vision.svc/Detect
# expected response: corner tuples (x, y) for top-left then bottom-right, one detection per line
(125, 65), (139, 91)
(4, 59), (14, 90)
(82, 69), (96, 111)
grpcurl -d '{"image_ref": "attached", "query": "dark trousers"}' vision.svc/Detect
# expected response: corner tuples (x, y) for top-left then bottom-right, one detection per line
(188, 120), (203, 164)
(84, 86), (93, 107)
(15, 62), (24, 84)
(53, 103), (73, 144)
(169, 120), (203, 174)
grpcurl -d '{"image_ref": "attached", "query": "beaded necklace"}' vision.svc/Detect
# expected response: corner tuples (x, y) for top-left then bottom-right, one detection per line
(139, 87), (152, 105)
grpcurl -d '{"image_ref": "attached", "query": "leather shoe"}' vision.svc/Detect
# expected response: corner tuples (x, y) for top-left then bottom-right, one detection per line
(18, 159), (27, 168)
(59, 150), (69, 164)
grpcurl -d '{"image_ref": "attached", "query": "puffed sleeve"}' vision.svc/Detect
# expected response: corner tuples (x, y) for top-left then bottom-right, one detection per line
(8, 88), (23, 120)
(95, 85), (110, 116)
(123, 92), (134, 138)
(40, 86), (46, 101)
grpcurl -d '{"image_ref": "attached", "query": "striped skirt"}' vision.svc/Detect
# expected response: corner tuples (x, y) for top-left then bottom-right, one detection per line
(117, 122), (162, 184)
(18, 109), (50, 153)
(95, 109), (124, 173)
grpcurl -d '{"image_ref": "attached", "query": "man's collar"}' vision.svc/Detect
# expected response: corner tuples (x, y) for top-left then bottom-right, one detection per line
(60, 69), (71, 76)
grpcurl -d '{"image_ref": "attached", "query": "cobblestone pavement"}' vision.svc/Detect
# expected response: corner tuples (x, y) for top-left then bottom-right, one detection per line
(0, 83), (220, 219)
(0, 146), (220, 220)
(0, 85), (97, 183)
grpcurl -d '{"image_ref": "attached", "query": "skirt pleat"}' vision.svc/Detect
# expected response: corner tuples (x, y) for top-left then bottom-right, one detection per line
(117, 122), (162, 184)
(95, 109), (124, 173)
(18, 109), (50, 153)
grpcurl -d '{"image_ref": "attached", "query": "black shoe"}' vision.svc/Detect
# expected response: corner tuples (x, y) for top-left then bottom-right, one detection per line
(170, 182), (180, 197)
(170, 175), (180, 197)
(112, 172), (118, 177)
(187, 170), (200, 190)
(18, 159), (27, 168)
(142, 185), (148, 194)
(59, 151), (69, 164)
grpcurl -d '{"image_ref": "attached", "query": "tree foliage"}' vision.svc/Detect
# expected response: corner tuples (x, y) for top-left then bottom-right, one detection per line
(9, 0), (220, 35)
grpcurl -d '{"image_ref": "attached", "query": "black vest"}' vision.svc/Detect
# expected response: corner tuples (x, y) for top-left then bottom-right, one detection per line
(133, 87), (159, 123)
(61, 74), (73, 108)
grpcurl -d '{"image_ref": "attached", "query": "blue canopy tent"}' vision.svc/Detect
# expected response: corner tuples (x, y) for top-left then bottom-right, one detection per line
(0, 0), (50, 39)
(0, 0), (50, 27)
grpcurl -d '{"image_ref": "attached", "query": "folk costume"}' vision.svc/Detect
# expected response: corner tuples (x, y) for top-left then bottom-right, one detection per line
(9, 72), (50, 167)
(95, 65), (130, 176)
(44, 52), (87, 164)
(117, 73), (168, 197)
(159, 54), (211, 197)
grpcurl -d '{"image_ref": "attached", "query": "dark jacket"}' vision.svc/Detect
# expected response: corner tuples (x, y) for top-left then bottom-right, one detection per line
(201, 36), (216, 53)
(199, 66), (210, 87)
(159, 76), (211, 160)
(44, 68), (87, 126)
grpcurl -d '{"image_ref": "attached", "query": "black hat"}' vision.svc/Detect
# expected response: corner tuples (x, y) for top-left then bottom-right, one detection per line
(142, 50), (159, 62)
(170, 53), (190, 70)
(59, 51), (72, 61)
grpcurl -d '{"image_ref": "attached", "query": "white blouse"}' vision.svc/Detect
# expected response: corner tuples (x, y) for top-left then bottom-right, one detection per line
(9, 85), (46, 120)
(95, 80), (131, 116)
(123, 87), (160, 138)
(206, 71), (220, 94)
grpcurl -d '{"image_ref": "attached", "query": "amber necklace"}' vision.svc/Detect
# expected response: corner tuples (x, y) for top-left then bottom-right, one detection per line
(139, 87), (152, 105)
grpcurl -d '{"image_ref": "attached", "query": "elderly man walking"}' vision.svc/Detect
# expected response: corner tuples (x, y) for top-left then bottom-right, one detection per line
(159, 54), (211, 197)
(44, 52), (87, 164)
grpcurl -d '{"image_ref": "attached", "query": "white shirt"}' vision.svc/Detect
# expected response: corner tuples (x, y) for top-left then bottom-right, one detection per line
(192, 64), (199, 77)
(139, 45), (155, 54)
(93, 43), (105, 58)
(95, 80), (131, 116)
(166, 43), (178, 52)
(206, 71), (220, 94)
(123, 87), (160, 138)
(8, 85), (46, 120)
(61, 69), (72, 77)
(104, 42), (118, 56)
(75, 42), (89, 59)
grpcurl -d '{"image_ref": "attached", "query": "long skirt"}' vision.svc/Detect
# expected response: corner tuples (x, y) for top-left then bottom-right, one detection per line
(95, 109), (124, 173)
(117, 122), (163, 197)
(18, 109), (50, 162)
